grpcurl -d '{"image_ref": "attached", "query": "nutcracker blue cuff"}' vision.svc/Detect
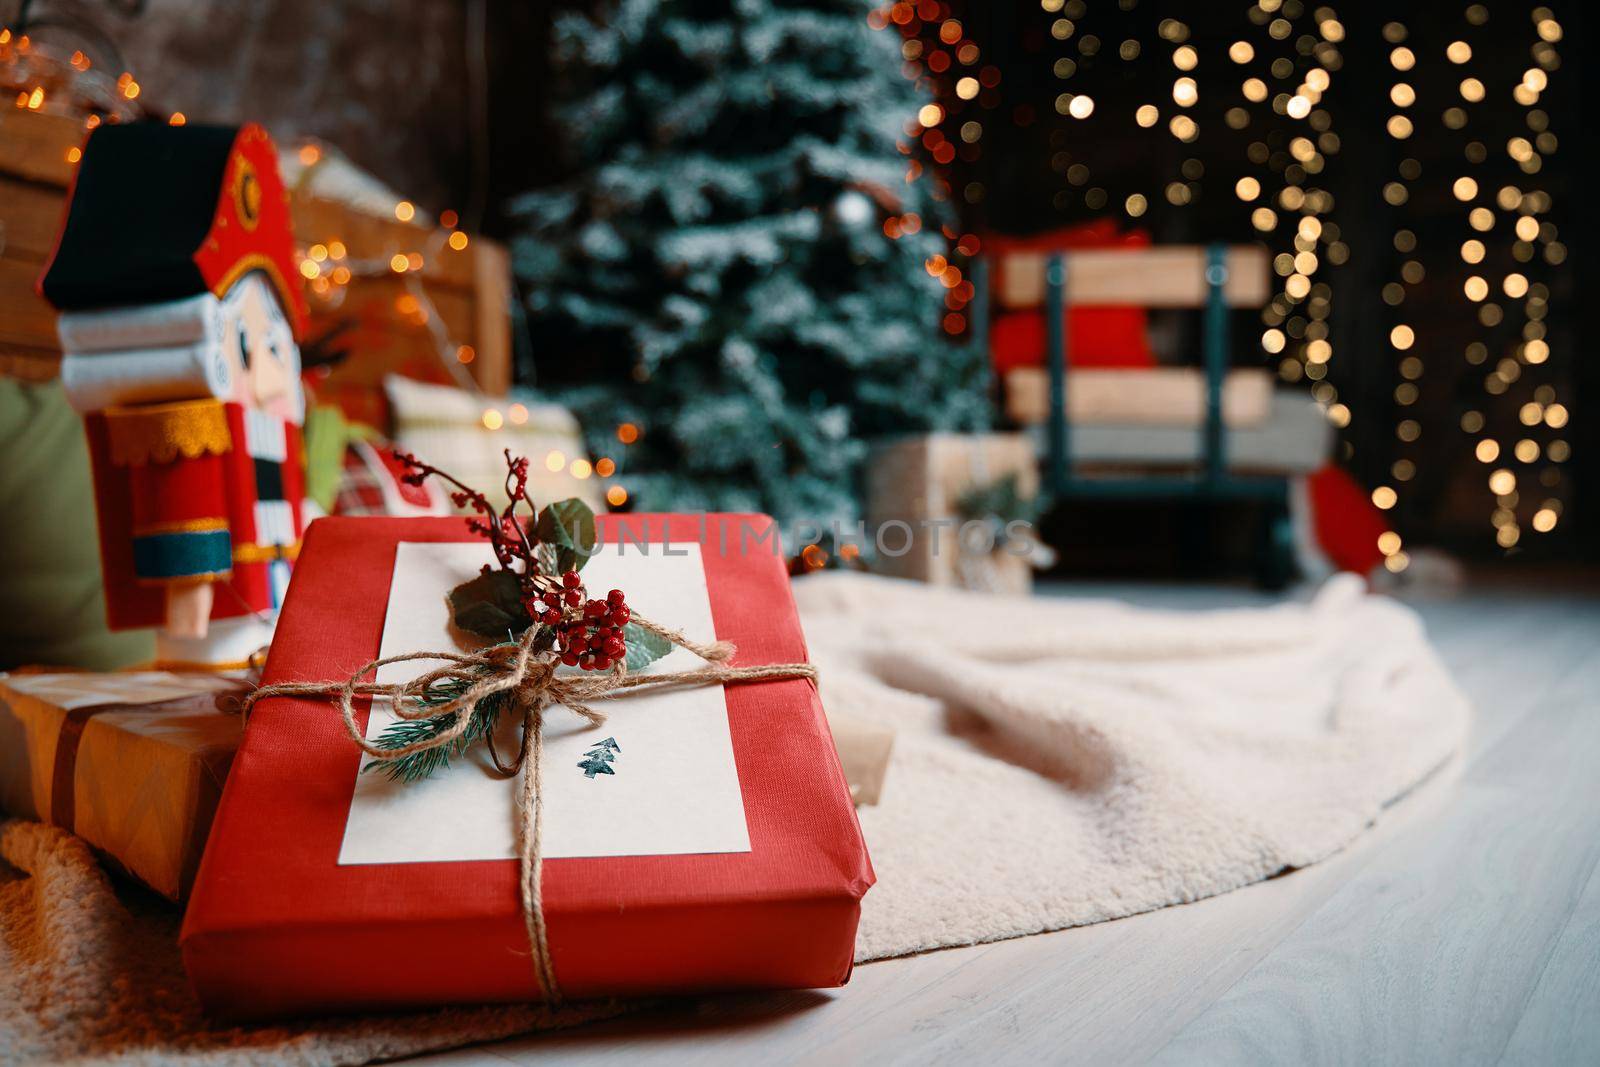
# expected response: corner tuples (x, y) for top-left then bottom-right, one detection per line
(132, 528), (233, 581)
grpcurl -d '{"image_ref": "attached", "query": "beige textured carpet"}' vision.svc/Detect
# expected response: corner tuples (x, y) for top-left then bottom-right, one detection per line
(0, 575), (1468, 1063)
(0, 821), (625, 1065)
(797, 573), (1471, 959)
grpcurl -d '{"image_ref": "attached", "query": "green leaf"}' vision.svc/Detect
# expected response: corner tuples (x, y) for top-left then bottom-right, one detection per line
(536, 498), (597, 574)
(623, 622), (672, 672)
(448, 569), (531, 638)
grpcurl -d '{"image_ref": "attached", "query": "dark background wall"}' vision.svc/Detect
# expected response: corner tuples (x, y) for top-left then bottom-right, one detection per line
(6, 0), (557, 231)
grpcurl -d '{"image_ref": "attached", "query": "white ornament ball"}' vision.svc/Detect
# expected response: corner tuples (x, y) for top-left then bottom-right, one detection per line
(833, 190), (874, 228)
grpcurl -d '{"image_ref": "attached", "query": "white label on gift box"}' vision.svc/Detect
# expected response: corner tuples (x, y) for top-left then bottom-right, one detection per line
(337, 541), (752, 864)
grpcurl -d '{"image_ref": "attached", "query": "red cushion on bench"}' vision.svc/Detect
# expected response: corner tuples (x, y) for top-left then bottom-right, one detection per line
(986, 222), (1155, 371)
(991, 308), (1154, 372)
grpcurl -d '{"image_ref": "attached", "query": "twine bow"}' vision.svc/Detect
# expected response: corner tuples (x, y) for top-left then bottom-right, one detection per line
(240, 615), (817, 1003)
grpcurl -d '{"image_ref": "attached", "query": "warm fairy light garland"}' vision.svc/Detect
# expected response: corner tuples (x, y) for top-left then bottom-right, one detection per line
(0, 35), (196, 144)
(1376, 6), (1567, 556)
(1237, 0), (1346, 455)
(2, 30), (630, 511)
(894, 0), (1569, 556)
(1465, 5), (1566, 549)
(295, 209), (632, 510)
(1369, 17), (1419, 572)
(872, 1), (988, 337)
(1, 29), (144, 122)
(293, 188), (480, 398)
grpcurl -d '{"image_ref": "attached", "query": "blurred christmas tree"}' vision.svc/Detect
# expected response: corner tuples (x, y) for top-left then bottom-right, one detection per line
(512, 0), (989, 529)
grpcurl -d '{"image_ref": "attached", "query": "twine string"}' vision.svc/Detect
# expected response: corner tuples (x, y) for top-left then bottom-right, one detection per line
(239, 612), (817, 1004)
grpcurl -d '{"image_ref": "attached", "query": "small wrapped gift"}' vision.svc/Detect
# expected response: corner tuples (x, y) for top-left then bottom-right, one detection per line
(0, 670), (243, 900)
(182, 512), (872, 1019)
(865, 433), (1048, 596)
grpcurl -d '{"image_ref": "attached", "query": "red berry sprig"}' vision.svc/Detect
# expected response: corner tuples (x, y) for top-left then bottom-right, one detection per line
(394, 448), (631, 665)
(522, 569), (576, 627)
(396, 448), (540, 576)
(524, 571), (631, 672)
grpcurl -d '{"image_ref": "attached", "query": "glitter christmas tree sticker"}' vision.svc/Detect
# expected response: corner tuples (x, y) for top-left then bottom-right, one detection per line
(578, 737), (620, 779)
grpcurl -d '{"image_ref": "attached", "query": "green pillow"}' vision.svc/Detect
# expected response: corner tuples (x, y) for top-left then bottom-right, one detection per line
(0, 379), (154, 670)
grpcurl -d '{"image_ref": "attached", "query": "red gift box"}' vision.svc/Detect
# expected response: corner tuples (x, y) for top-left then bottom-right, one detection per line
(180, 514), (873, 1019)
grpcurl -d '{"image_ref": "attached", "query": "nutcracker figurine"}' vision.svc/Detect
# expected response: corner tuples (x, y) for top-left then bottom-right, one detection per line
(39, 122), (311, 669)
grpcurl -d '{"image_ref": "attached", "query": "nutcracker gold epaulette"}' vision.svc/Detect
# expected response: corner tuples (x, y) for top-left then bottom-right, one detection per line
(104, 399), (233, 467)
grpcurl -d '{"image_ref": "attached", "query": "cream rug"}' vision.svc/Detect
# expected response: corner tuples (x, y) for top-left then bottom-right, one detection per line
(0, 575), (1468, 1063)
(798, 573), (1471, 959)
(0, 822), (625, 1065)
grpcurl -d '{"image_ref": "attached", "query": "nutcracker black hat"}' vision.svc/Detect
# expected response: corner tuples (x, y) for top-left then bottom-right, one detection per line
(38, 121), (308, 338)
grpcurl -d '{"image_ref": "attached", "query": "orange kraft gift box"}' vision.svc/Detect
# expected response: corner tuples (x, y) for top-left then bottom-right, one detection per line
(181, 514), (873, 1019)
(0, 670), (243, 901)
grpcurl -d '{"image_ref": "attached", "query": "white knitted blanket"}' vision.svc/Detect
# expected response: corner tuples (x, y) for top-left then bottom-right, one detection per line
(797, 573), (1470, 959)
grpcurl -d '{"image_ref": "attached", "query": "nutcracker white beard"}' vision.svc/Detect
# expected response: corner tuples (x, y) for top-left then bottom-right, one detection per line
(225, 272), (304, 426)
(57, 270), (304, 425)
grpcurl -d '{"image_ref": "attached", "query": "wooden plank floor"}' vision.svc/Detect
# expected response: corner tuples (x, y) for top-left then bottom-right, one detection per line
(416, 573), (1600, 1067)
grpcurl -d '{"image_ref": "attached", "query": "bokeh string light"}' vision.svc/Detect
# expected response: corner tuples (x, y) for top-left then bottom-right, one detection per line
(1453, 9), (1508, 549)
(876, 0), (1568, 555)
(1426, 6), (1567, 551)
(871, 1), (990, 336)
(0, 30), (627, 511)
(1373, 17), (1419, 572)
(298, 203), (628, 506)
(1369, 6), (1566, 558)
(1, 30), (145, 123)
(1471, 5), (1565, 548)
(290, 154), (483, 400)
(1237, 0), (1350, 498)
(1160, 17), (1199, 209)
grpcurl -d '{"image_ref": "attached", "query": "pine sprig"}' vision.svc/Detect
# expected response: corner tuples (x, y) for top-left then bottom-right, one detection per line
(362, 667), (512, 783)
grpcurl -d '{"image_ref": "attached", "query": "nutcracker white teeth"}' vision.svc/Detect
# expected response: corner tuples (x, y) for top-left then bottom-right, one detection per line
(39, 122), (311, 670)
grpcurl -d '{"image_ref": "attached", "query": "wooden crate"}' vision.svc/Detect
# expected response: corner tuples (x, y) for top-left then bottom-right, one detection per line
(0, 109), (511, 404)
